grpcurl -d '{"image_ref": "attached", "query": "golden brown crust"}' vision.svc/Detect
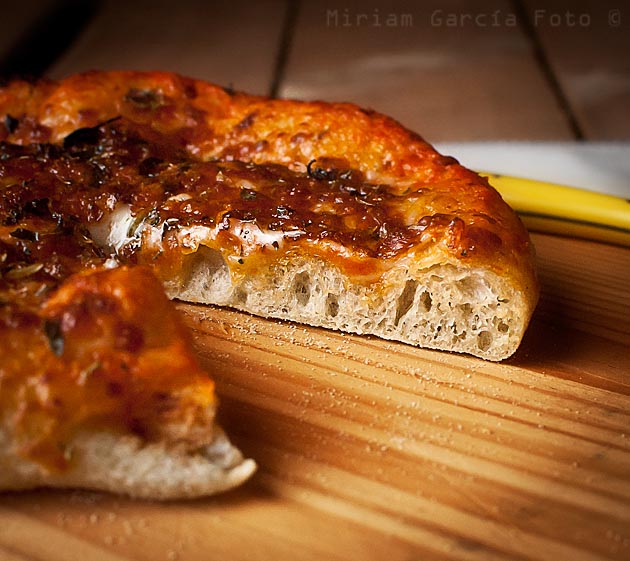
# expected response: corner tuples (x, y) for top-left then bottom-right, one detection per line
(0, 71), (539, 478)
(0, 265), (216, 471)
(0, 70), (537, 297)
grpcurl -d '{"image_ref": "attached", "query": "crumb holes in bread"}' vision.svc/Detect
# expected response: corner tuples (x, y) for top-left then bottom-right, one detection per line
(326, 293), (339, 317)
(477, 330), (493, 351)
(183, 246), (231, 300)
(395, 280), (418, 326)
(293, 271), (311, 306)
(498, 321), (509, 333)
(419, 290), (432, 312)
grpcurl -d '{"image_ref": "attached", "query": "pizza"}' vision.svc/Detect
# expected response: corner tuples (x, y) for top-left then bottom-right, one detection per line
(0, 71), (538, 497)
(0, 265), (255, 498)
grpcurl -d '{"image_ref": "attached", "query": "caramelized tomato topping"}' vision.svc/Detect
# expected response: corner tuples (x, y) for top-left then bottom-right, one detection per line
(1, 120), (510, 287)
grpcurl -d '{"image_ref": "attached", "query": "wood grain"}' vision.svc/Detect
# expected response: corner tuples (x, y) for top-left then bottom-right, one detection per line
(280, 0), (573, 141)
(0, 232), (628, 561)
(49, 0), (288, 95)
(521, 0), (630, 139)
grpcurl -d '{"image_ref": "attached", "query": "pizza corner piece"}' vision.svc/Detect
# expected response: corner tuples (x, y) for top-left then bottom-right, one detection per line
(0, 265), (256, 499)
(0, 71), (538, 498)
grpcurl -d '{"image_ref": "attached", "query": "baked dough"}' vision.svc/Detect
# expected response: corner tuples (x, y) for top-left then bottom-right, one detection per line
(0, 69), (539, 497)
(0, 263), (255, 498)
(0, 71), (538, 361)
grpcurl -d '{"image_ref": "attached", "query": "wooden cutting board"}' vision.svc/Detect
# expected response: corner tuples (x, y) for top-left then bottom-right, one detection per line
(1, 232), (628, 561)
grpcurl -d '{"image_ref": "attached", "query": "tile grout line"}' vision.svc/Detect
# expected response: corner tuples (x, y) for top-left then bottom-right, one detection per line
(269, 0), (301, 99)
(511, 0), (585, 140)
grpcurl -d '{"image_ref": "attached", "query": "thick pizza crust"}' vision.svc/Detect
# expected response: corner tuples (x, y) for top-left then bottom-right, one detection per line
(0, 70), (538, 363)
(0, 264), (256, 499)
(0, 426), (256, 499)
(173, 246), (532, 361)
(0, 71), (538, 360)
(0, 70), (539, 499)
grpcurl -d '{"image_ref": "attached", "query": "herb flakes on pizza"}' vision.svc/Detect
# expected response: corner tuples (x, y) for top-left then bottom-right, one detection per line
(0, 71), (538, 497)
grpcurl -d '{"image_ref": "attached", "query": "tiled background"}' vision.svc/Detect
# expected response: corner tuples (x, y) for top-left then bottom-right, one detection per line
(2, 0), (629, 142)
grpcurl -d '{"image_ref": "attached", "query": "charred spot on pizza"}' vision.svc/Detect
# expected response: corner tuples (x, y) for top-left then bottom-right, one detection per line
(114, 321), (145, 353)
(307, 159), (336, 181)
(240, 188), (257, 201)
(23, 197), (51, 217)
(124, 88), (165, 110)
(4, 114), (19, 134)
(183, 82), (198, 99)
(306, 158), (355, 183)
(138, 156), (165, 177)
(62, 117), (121, 159)
(63, 126), (101, 151)
(236, 112), (257, 130)
(10, 227), (39, 242)
(44, 318), (64, 356)
(2, 207), (22, 226)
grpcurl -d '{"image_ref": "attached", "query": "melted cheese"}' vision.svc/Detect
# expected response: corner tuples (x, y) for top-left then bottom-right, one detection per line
(89, 204), (138, 253)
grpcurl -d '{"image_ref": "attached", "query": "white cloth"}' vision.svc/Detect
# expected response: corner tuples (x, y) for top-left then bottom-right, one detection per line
(435, 142), (630, 199)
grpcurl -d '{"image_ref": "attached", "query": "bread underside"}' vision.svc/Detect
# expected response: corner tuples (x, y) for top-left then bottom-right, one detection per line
(0, 426), (255, 500)
(168, 246), (528, 361)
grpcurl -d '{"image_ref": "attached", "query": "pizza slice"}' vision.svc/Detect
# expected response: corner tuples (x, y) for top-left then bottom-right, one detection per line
(0, 70), (538, 362)
(0, 70), (539, 497)
(0, 262), (255, 498)
(0, 178), (255, 498)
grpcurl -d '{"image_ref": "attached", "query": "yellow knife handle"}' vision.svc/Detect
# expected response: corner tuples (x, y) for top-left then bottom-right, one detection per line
(480, 172), (630, 247)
